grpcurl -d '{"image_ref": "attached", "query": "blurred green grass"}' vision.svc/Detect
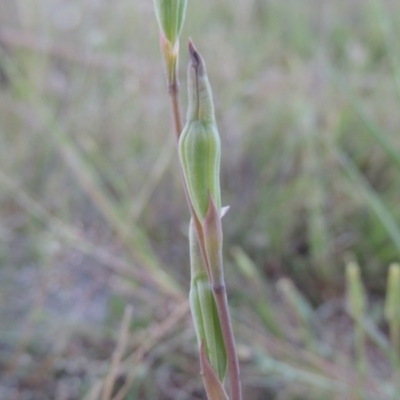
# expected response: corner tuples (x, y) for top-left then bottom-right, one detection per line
(1, 0), (400, 399)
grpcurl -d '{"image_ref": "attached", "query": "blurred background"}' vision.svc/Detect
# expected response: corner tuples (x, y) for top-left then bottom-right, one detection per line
(1, 0), (400, 399)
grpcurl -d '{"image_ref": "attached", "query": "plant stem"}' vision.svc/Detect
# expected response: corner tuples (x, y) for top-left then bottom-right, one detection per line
(213, 283), (242, 400)
(168, 74), (183, 140)
(390, 321), (400, 395)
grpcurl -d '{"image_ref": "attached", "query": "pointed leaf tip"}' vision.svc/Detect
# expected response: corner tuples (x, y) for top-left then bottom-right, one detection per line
(200, 341), (229, 400)
(188, 37), (195, 52)
(204, 195), (222, 242)
(221, 206), (230, 218)
(188, 39), (204, 75)
(188, 39), (197, 62)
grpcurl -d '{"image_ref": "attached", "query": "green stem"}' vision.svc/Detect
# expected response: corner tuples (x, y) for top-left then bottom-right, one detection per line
(168, 74), (183, 140)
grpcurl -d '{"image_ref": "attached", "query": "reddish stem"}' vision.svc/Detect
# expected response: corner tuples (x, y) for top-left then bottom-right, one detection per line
(168, 77), (183, 140)
(213, 283), (242, 400)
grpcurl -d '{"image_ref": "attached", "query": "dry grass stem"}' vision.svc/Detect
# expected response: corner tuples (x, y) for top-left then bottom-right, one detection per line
(111, 301), (190, 400)
(101, 305), (134, 400)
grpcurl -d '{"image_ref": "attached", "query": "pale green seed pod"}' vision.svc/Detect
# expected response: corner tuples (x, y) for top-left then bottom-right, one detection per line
(189, 220), (227, 381)
(179, 41), (221, 221)
(153, 0), (187, 46)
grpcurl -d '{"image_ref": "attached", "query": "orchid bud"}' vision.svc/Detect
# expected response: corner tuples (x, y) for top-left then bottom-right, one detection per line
(179, 41), (221, 221)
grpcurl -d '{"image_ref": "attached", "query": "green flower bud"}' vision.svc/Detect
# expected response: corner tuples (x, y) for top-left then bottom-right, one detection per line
(153, 0), (187, 46)
(189, 220), (227, 381)
(179, 41), (221, 221)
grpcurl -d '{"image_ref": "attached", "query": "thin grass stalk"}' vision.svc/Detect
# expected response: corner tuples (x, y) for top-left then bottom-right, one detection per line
(238, 321), (387, 398)
(358, 317), (390, 359)
(354, 323), (367, 395)
(101, 305), (133, 400)
(370, 0), (400, 102)
(384, 263), (400, 395)
(389, 320), (400, 396)
(111, 301), (190, 400)
(346, 262), (368, 398)
(300, 105), (332, 281)
(336, 149), (400, 255)
(0, 168), (165, 291)
(231, 246), (282, 336)
(255, 351), (347, 395)
(0, 48), (183, 298)
(277, 278), (315, 350)
(130, 135), (175, 222)
(390, 320), (400, 370)
(331, 74), (400, 171)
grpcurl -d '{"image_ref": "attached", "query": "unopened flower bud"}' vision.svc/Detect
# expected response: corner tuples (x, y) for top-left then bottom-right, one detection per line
(179, 41), (221, 221)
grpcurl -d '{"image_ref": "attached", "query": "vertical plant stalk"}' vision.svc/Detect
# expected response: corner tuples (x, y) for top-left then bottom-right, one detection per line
(153, 2), (241, 397)
(202, 196), (241, 400)
(101, 305), (133, 400)
(213, 281), (242, 400)
(173, 49), (242, 399)
(346, 262), (367, 398)
(177, 40), (241, 400)
(384, 263), (400, 393)
(163, 41), (242, 400)
(168, 74), (183, 140)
